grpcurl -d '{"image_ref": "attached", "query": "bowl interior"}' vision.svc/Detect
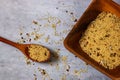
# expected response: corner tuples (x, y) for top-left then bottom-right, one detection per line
(64, 0), (120, 79)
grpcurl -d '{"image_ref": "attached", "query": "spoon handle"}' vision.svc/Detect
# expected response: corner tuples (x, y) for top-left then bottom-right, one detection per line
(0, 36), (19, 48)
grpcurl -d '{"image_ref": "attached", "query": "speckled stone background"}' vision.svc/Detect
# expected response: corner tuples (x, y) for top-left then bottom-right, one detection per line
(0, 0), (120, 80)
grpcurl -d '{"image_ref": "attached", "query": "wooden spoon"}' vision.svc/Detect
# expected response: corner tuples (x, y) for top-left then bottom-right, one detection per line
(0, 36), (50, 62)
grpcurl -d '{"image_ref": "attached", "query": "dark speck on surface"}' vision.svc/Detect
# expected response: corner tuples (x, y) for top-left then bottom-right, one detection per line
(56, 7), (58, 9)
(65, 10), (68, 13)
(33, 20), (38, 25)
(70, 12), (73, 15)
(74, 19), (77, 22)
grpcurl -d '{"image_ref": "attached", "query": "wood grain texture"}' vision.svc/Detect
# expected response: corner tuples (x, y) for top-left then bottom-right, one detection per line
(0, 36), (30, 56)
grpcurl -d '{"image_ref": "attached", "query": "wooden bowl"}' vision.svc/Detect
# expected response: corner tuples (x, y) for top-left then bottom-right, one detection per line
(64, 0), (120, 80)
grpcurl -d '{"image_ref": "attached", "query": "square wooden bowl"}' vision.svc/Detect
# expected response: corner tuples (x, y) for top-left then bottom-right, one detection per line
(64, 0), (120, 80)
